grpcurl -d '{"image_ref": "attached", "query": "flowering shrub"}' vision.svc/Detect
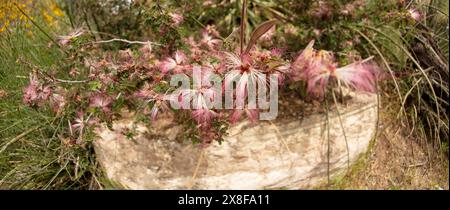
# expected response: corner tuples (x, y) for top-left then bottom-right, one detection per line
(60, 0), (188, 49)
(1, 0), (447, 190)
(21, 1), (382, 145)
(35, 1), (450, 148)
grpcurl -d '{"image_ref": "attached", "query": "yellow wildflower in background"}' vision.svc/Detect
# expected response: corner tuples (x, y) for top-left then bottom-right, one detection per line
(0, 0), (33, 32)
(50, 1), (64, 17)
(0, 0), (64, 33)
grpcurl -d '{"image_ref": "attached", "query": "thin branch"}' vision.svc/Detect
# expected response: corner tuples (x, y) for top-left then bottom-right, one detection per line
(16, 57), (89, 84)
(325, 93), (331, 187)
(54, 78), (89, 84)
(188, 148), (205, 189)
(91, 38), (164, 46)
(269, 120), (292, 154)
(0, 125), (41, 154)
(331, 90), (350, 170)
(240, 0), (248, 55)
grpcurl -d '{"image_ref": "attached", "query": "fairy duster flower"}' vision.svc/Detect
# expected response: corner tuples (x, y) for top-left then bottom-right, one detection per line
(291, 40), (380, 97)
(159, 50), (188, 74)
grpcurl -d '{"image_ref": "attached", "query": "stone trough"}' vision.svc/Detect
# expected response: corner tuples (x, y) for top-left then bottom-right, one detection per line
(93, 92), (378, 189)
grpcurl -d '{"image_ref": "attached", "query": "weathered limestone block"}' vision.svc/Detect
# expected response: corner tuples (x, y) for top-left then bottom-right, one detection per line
(93, 93), (378, 189)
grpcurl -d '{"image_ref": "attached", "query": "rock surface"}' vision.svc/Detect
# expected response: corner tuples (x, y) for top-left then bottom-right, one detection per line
(94, 93), (378, 189)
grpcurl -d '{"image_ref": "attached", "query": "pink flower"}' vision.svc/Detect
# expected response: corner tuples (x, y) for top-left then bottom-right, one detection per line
(204, 25), (221, 38)
(98, 72), (116, 86)
(190, 86), (219, 110)
(255, 50), (271, 62)
(204, 61), (226, 74)
(291, 40), (380, 97)
(224, 52), (266, 106)
(254, 49), (289, 84)
(309, 1), (333, 19)
(134, 83), (154, 100)
(146, 93), (173, 122)
(51, 94), (65, 113)
(167, 66), (221, 128)
(138, 45), (154, 61)
(23, 74), (40, 105)
(71, 111), (98, 137)
(229, 108), (259, 124)
(270, 48), (285, 58)
(159, 50), (188, 74)
(69, 68), (80, 77)
(169, 12), (184, 26)
(291, 40), (316, 81)
(23, 74), (52, 106)
(191, 67), (221, 108)
(50, 88), (66, 114)
(89, 94), (113, 113)
(333, 57), (380, 93)
(408, 9), (422, 21)
(192, 108), (218, 129)
(57, 28), (84, 46)
(185, 36), (200, 48)
(301, 50), (336, 97)
(40, 86), (52, 100)
(274, 63), (290, 85)
(71, 111), (86, 133)
(200, 31), (221, 50)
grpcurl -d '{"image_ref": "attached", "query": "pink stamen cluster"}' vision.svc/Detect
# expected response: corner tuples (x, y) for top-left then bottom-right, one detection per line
(291, 40), (380, 97)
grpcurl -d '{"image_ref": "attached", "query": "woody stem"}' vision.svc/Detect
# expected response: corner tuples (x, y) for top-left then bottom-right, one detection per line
(240, 0), (247, 56)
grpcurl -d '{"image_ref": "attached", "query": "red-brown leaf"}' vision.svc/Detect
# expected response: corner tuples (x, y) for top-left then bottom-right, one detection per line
(244, 19), (278, 55)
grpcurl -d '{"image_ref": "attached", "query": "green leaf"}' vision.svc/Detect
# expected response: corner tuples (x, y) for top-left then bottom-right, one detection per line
(88, 81), (102, 91)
